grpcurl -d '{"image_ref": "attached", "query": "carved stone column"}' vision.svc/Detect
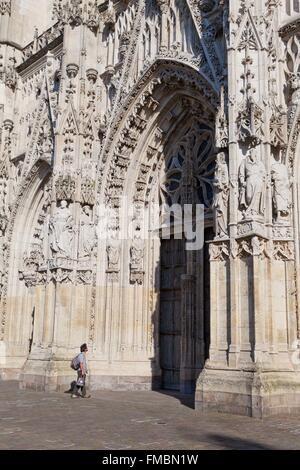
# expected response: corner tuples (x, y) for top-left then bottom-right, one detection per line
(196, 0), (300, 417)
(206, 240), (230, 367)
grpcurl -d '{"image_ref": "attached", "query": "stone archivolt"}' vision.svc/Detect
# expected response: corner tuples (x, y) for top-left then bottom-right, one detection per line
(0, 0), (300, 418)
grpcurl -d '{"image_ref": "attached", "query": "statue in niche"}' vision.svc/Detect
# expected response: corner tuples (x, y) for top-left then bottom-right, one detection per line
(79, 205), (97, 258)
(239, 150), (266, 219)
(130, 237), (144, 271)
(38, 118), (53, 163)
(271, 161), (291, 223)
(106, 241), (120, 271)
(11, 159), (24, 200)
(213, 152), (229, 238)
(49, 200), (74, 258)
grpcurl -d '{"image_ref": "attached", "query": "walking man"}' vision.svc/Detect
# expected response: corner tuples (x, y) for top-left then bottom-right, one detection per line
(71, 343), (91, 398)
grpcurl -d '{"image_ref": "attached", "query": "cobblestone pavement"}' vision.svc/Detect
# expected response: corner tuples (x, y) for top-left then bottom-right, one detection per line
(0, 381), (300, 450)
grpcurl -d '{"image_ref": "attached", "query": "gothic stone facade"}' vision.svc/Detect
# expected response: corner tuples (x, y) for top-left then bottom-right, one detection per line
(1, 0), (300, 417)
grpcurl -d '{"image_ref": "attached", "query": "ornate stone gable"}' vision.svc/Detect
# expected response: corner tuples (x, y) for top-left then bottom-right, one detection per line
(20, 78), (55, 182)
(52, 0), (100, 32)
(102, 0), (225, 139)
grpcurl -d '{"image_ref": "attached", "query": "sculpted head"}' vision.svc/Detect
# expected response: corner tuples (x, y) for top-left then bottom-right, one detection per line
(217, 152), (226, 164)
(60, 200), (68, 209)
(83, 205), (91, 215)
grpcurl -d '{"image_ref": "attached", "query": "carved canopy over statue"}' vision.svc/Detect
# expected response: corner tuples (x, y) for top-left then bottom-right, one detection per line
(239, 150), (266, 219)
(49, 200), (74, 259)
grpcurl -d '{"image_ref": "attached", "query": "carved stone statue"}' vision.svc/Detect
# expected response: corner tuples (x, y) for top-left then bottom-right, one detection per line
(38, 118), (53, 163)
(239, 150), (266, 219)
(79, 205), (97, 258)
(106, 242), (120, 271)
(213, 152), (229, 238)
(271, 162), (291, 223)
(49, 200), (74, 258)
(289, 72), (300, 105)
(130, 237), (144, 271)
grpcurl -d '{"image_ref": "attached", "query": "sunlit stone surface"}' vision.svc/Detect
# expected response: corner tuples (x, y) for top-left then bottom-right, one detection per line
(1, 0), (300, 417)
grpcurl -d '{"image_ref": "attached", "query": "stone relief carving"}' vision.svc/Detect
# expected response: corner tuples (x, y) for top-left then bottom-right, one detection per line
(239, 150), (266, 220)
(66, 63), (79, 103)
(81, 176), (95, 206)
(55, 174), (76, 202)
(1, 118), (13, 161)
(130, 237), (145, 285)
(273, 240), (294, 261)
(209, 241), (230, 261)
(77, 269), (93, 285)
(52, 0), (100, 33)
(49, 200), (74, 259)
(37, 117), (54, 165)
(106, 242), (120, 272)
(213, 152), (229, 239)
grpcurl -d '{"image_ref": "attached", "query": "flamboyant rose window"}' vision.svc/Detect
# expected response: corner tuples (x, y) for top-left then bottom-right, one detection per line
(160, 120), (215, 211)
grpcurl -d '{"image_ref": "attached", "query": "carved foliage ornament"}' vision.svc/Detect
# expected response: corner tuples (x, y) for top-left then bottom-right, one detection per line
(55, 174), (76, 202)
(209, 241), (230, 261)
(210, 237), (294, 261)
(53, 0), (100, 32)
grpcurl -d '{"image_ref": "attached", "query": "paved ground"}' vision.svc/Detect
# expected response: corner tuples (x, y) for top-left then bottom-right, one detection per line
(0, 381), (300, 450)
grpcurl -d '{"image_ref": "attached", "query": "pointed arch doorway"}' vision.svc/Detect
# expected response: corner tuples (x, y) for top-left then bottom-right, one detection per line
(100, 61), (218, 394)
(158, 118), (215, 393)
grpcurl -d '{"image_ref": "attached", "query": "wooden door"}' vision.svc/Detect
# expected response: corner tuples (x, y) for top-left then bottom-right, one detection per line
(160, 237), (186, 390)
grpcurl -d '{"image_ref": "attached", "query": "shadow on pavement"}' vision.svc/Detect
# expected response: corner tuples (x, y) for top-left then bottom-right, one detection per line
(154, 389), (195, 410)
(204, 433), (274, 450)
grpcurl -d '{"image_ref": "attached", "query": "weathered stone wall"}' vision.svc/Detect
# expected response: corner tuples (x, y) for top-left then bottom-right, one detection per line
(0, 0), (300, 417)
